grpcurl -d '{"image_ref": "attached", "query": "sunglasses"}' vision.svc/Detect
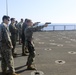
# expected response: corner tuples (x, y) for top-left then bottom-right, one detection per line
(7, 19), (10, 21)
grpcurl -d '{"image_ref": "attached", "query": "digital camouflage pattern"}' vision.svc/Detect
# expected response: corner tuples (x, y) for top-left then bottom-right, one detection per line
(0, 24), (15, 73)
(24, 25), (45, 67)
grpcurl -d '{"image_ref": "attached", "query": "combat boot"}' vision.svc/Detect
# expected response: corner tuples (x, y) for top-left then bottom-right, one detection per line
(8, 72), (20, 75)
(26, 66), (36, 70)
(2, 70), (8, 75)
(12, 55), (16, 58)
(22, 53), (28, 56)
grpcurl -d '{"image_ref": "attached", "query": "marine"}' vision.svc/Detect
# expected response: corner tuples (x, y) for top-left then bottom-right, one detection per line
(9, 18), (18, 57)
(15, 21), (19, 41)
(18, 19), (24, 45)
(22, 19), (40, 56)
(0, 15), (20, 75)
(24, 19), (48, 70)
(22, 19), (28, 56)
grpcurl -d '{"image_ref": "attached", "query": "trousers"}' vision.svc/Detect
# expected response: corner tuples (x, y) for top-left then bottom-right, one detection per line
(26, 40), (35, 66)
(0, 47), (15, 73)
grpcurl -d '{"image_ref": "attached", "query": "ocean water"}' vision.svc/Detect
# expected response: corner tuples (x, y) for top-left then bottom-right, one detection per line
(39, 23), (76, 31)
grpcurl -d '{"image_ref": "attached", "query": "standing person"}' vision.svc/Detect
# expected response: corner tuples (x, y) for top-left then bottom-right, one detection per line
(9, 18), (18, 57)
(18, 19), (24, 45)
(22, 19), (28, 56)
(0, 15), (20, 75)
(15, 21), (19, 41)
(22, 20), (40, 56)
(24, 19), (48, 70)
(15, 21), (18, 27)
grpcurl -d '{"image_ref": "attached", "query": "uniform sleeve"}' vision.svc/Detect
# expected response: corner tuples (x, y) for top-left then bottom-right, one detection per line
(3, 27), (12, 47)
(24, 28), (31, 38)
(9, 25), (13, 33)
(18, 23), (21, 29)
(22, 23), (25, 34)
(31, 25), (45, 32)
(9, 25), (17, 34)
(18, 23), (22, 33)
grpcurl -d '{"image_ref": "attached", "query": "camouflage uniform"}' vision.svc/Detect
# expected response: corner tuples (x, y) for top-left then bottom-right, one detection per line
(22, 23), (28, 55)
(24, 25), (45, 68)
(15, 23), (19, 41)
(18, 22), (23, 44)
(9, 23), (17, 55)
(22, 22), (39, 55)
(0, 23), (15, 73)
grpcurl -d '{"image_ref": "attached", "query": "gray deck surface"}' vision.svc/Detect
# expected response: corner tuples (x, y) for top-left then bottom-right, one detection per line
(0, 31), (76, 75)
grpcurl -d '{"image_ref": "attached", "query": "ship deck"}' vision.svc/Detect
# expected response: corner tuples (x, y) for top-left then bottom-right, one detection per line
(0, 31), (76, 75)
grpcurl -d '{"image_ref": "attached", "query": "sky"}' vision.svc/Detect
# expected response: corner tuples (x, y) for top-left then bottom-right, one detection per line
(0, 0), (76, 23)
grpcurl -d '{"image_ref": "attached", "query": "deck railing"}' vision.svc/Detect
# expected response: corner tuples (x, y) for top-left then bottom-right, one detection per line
(42, 25), (76, 31)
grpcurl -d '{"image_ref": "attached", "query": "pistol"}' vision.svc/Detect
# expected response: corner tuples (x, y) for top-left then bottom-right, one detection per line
(45, 22), (51, 24)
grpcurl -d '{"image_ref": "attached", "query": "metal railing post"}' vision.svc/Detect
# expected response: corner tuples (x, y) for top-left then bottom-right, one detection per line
(64, 26), (66, 30)
(53, 26), (55, 31)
